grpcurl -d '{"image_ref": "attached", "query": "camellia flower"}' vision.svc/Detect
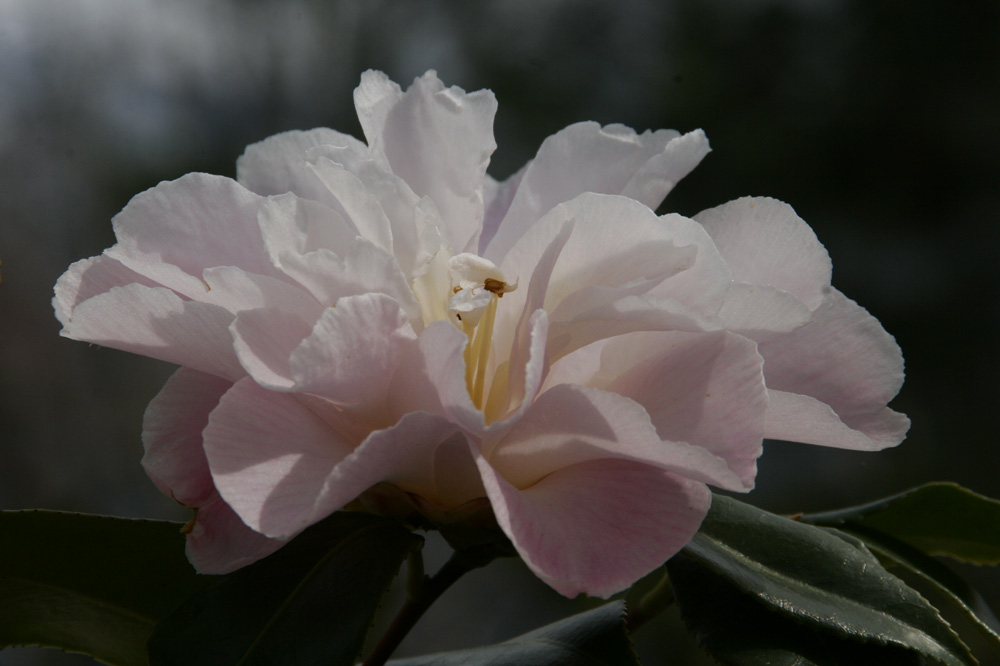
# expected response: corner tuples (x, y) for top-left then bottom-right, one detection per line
(53, 70), (908, 598)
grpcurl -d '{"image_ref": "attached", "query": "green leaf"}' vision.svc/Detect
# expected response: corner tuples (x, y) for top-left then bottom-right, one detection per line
(671, 495), (975, 666)
(148, 511), (422, 666)
(668, 549), (926, 666)
(387, 600), (639, 666)
(803, 482), (1000, 564)
(0, 510), (208, 666)
(843, 525), (1000, 657)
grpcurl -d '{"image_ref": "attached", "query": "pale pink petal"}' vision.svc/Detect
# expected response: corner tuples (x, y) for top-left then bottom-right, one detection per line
(695, 197), (832, 310)
(230, 307), (318, 390)
(498, 193), (704, 359)
(306, 143), (428, 277)
(387, 321), (482, 431)
(307, 412), (475, 522)
(477, 454), (711, 598)
(490, 218), (572, 375)
(479, 166), (527, 256)
(764, 390), (908, 451)
(621, 128), (711, 210)
(597, 331), (767, 487)
(256, 194), (362, 265)
(488, 384), (744, 491)
(203, 378), (355, 537)
(201, 266), (323, 318)
(290, 294), (417, 419)
(307, 157), (394, 255)
(354, 70), (497, 254)
(62, 284), (244, 381)
(545, 294), (718, 361)
(716, 283), (813, 341)
(483, 123), (708, 263)
(141, 367), (285, 573)
(53, 255), (161, 327)
(105, 173), (280, 299)
(756, 289), (908, 448)
(649, 213), (732, 316)
(236, 128), (367, 199)
(184, 492), (287, 574)
(141, 367), (232, 503)
(487, 309), (550, 428)
(273, 238), (421, 322)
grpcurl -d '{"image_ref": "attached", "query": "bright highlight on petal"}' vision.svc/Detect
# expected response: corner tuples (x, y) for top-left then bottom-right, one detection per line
(53, 69), (908, 598)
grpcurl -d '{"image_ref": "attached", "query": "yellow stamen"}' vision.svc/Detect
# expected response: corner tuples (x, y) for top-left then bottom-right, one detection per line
(464, 293), (499, 410)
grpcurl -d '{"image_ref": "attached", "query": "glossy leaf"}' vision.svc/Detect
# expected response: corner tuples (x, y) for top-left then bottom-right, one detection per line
(844, 525), (1000, 657)
(388, 600), (639, 666)
(803, 482), (1000, 564)
(148, 511), (422, 666)
(0, 510), (207, 666)
(668, 549), (925, 666)
(671, 495), (975, 666)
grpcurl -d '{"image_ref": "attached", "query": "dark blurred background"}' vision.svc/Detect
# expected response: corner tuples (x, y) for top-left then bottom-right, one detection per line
(2, 0), (998, 664)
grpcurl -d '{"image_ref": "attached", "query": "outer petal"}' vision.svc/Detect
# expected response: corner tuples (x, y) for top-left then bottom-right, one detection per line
(716, 283), (813, 341)
(695, 197), (832, 311)
(488, 384), (745, 492)
(764, 390), (909, 451)
(308, 412), (478, 520)
(53, 255), (162, 327)
(290, 293), (417, 420)
(597, 330), (767, 487)
(184, 494), (288, 574)
(230, 306), (317, 390)
(141, 368), (283, 573)
(483, 123), (709, 263)
(236, 128), (367, 199)
(354, 70), (497, 254)
(105, 173), (281, 299)
(61, 283), (244, 381)
(758, 290), (909, 449)
(203, 378), (355, 537)
(476, 453), (711, 598)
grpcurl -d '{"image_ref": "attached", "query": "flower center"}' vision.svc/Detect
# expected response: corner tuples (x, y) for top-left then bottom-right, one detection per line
(446, 254), (516, 412)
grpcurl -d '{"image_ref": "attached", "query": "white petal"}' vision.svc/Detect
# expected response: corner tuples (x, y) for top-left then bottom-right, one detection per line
(596, 330), (767, 487)
(290, 294), (417, 420)
(355, 70), (497, 254)
(307, 156), (395, 255)
(201, 266), (323, 318)
(204, 379), (355, 537)
(484, 123), (708, 263)
(477, 454), (711, 598)
(63, 284), (244, 381)
(54, 255), (161, 327)
(236, 128), (367, 198)
(231, 307), (317, 390)
(488, 384), (744, 491)
(106, 173), (279, 299)
(695, 197), (832, 310)
(257, 193), (361, 265)
(274, 238), (421, 323)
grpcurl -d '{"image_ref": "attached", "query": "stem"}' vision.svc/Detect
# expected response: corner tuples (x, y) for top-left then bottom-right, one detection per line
(362, 551), (475, 666)
(405, 548), (426, 602)
(626, 571), (676, 633)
